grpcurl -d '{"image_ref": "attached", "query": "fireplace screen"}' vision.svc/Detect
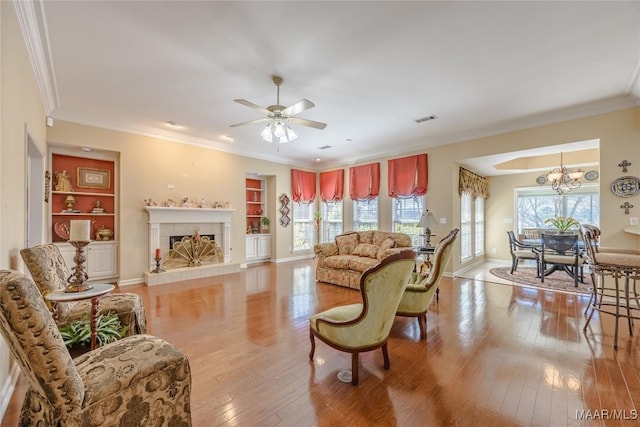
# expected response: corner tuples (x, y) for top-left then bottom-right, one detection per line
(163, 233), (222, 269)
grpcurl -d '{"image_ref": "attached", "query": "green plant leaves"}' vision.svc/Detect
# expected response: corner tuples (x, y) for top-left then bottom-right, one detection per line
(59, 312), (128, 348)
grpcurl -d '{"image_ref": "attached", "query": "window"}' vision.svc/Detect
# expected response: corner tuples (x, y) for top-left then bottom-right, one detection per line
(292, 202), (313, 251)
(516, 185), (600, 233)
(474, 197), (484, 255)
(460, 192), (472, 260)
(353, 199), (378, 231)
(321, 201), (343, 243)
(392, 197), (424, 246)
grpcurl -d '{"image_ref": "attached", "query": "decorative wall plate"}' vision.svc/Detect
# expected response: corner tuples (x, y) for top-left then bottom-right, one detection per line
(535, 175), (548, 185)
(54, 220), (70, 240)
(611, 176), (640, 198)
(279, 193), (291, 227)
(584, 170), (599, 181)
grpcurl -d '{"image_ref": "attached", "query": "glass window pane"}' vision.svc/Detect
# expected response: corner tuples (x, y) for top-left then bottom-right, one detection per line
(461, 192), (472, 260)
(353, 199), (378, 231)
(392, 196), (424, 246)
(293, 202), (313, 251)
(321, 201), (343, 243)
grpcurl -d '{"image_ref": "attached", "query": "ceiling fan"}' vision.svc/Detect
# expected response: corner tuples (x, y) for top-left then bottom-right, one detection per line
(230, 75), (327, 143)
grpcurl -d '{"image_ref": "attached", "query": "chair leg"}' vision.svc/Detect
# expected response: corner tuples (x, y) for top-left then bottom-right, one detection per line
(418, 314), (427, 339)
(381, 343), (390, 369)
(511, 258), (518, 274)
(309, 333), (315, 360)
(351, 352), (359, 385)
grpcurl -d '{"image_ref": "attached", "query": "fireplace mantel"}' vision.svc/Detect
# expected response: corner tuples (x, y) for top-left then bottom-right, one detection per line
(144, 207), (237, 285)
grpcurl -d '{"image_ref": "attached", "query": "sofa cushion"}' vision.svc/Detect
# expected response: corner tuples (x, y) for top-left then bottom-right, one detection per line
(336, 232), (359, 255)
(348, 256), (379, 272)
(324, 255), (356, 270)
(373, 231), (412, 247)
(352, 243), (379, 259)
(358, 230), (375, 244)
(376, 237), (397, 260)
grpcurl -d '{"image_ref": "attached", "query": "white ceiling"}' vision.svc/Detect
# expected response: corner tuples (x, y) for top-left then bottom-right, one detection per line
(20, 1), (640, 172)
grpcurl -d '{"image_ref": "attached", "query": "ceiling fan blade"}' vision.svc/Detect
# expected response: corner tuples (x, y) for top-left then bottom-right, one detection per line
(282, 99), (315, 116)
(229, 118), (270, 128)
(288, 117), (327, 130)
(233, 99), (272, 115)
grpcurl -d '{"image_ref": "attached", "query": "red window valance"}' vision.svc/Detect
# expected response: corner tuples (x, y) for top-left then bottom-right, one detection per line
(349, 163), (380, 201)
(291, 169), (317, 203)
(388, 154), (428, 198)
(320, 169), (344, 202)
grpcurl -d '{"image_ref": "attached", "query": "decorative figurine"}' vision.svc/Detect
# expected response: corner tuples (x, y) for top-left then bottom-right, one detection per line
(55, 170), (73, 192)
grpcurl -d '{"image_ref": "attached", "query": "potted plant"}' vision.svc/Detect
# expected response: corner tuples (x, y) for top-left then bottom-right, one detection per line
(260, 216), (270, 233)
(59, 312), (128, 356)
(544, 216), (580, 233)
(313, 211), (322, 230)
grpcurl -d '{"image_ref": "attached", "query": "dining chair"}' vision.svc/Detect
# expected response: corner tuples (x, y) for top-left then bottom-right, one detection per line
(507, 230), (541, 277)
(309, 250), (416, 385)
(540, 233), (584, 287)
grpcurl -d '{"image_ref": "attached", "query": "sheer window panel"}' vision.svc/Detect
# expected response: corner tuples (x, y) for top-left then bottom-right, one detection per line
(474, 196), (484, 255)
(321, 201), (343, 243)
(392, 196), (424, 246)
(460, 192), (472, 261)
(353, 199), (378, 231)
(293, 202), (314, 251)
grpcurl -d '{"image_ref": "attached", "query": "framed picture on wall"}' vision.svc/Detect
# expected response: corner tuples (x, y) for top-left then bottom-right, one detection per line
(77, 167), (111, 189)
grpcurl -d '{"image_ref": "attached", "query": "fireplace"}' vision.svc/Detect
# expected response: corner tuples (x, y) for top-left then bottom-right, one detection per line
(143, 206), (239, 286)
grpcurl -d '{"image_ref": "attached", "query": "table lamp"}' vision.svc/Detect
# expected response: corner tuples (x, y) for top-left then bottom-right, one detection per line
(66, 219), (93, 292)
(417, 210), (437, 248)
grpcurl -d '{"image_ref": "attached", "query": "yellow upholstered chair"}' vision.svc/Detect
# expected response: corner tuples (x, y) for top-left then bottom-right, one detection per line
(309, 250), (416, 385)
(20, 244), (147, 335)
(0, 269), (192, 426)
(395, 228), (459, 339)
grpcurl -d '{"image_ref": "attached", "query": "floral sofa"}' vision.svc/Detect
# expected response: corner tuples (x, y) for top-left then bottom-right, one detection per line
(314, 230), (413, 289)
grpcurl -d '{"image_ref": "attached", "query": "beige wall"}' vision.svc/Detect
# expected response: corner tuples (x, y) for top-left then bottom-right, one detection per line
(429, 107), (640, 272)
(46, 121), (316, 282)
(0, 1), (48, 416)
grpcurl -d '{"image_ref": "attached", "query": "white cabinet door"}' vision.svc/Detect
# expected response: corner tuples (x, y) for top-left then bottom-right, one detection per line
(257, 235), (271, 259)
(246, 236), (257, 260)
(87, 242), (118, 280)
(55, 241), (119, 282)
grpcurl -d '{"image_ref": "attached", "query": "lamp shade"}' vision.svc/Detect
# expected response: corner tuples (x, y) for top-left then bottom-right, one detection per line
(417, 210), (436, 228)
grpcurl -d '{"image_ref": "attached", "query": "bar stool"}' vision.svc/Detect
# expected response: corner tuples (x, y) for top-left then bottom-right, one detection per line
(582, 230), (640, 349)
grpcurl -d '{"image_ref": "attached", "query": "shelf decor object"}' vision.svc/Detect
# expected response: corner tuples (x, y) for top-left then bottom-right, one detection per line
(611, 176), (640, 198)
(66, 220), (93, 293)
(77, 167), (111, 189)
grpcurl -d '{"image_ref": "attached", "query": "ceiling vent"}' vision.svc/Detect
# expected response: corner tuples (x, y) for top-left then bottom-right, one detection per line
(318, 145), (332, 150)
(415, 115), (438, 124)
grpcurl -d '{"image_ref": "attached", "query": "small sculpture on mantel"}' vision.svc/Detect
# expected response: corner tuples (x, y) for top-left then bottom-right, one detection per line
(198, 198), (208, 208)
(144, 198), (157, 206)
(224, 201), (231, 209)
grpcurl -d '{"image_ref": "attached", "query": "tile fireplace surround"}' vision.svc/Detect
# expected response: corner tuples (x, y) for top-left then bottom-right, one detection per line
(143, 206), (240, 286)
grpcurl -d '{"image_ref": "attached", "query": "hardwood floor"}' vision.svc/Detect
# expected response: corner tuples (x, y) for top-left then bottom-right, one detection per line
(2, 259), (639, 426)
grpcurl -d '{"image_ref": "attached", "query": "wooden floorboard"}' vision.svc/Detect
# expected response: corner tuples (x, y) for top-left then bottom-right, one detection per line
(1, 259), (639, 426)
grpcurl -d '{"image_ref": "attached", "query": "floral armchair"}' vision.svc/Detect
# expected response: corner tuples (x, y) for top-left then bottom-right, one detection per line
(20, 244), (147, 335)
(0, 269), (192, 426)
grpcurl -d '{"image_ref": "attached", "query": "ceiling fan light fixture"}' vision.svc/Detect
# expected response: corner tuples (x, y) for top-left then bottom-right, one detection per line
(260, 119), (298, 143)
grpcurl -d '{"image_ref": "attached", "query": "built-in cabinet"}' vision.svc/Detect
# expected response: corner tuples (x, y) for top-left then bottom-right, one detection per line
(245, 177), (265, 233)
(246, 234), (271, 261)
(49, 149), (119, 282)
(245, 176), (271, 262)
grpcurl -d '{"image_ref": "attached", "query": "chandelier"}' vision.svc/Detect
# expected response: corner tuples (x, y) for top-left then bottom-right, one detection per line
(547, 152), (584, 195)
(260, 118), (298, 143)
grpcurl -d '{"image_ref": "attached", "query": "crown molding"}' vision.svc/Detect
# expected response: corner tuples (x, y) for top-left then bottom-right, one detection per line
(13, 0), (58, 114)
